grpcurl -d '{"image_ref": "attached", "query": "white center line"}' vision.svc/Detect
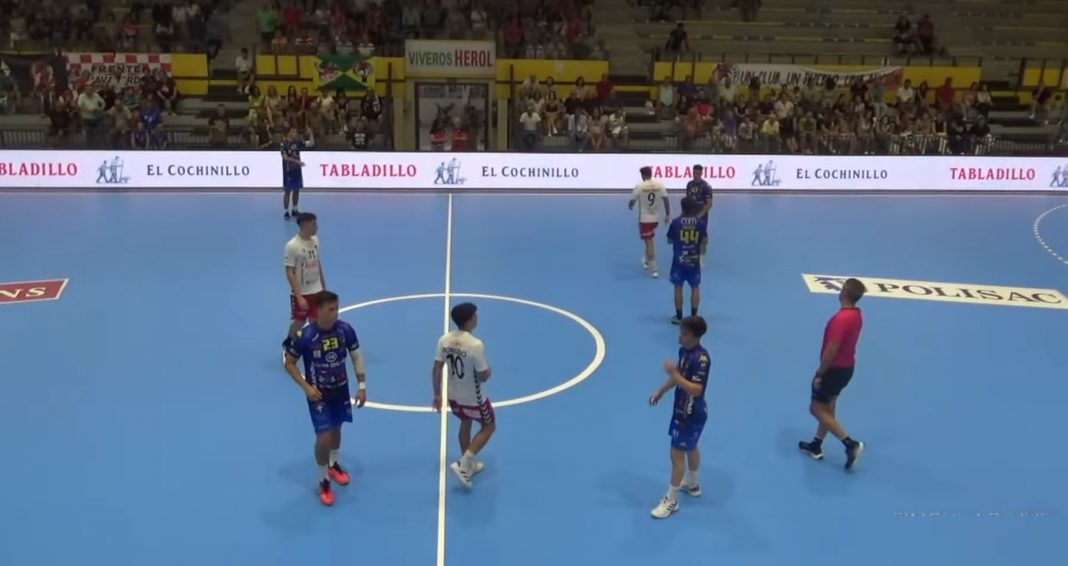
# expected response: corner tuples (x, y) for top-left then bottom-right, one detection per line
(436, 193), (454, 566)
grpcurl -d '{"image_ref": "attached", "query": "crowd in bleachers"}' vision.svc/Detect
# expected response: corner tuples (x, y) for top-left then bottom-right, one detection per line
(663, 74), (1005, 155)
(2, 0), (226, 54)
(513, 73), (632, 151)
(256, 0), (600, 60)
(892, 13), (942, 57)
(236, 78), (385, 150)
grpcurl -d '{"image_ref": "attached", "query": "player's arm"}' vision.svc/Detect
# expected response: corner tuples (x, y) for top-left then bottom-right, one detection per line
(699, 186), (714, 217)
(304, 128), (316, 148)
(660, 187), (670, 221)
(666, 220), (678, 243)
(317, 241), (326, 290)
(432, 340), (445, 409)
(628, 186), (639, 210)
(284, 336), (321, 401)
(284, 244), (302, 296)
(663, 359), (704, 397)
(473, 343), (492, 382)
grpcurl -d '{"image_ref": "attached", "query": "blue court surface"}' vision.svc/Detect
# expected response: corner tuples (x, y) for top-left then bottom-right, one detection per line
(2, 190), (1067, 566)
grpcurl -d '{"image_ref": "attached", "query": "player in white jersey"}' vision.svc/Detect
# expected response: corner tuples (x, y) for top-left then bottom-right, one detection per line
(283, 212), (326, 359)
(432, 302), (494, 488)
(629, 166), (671, 278)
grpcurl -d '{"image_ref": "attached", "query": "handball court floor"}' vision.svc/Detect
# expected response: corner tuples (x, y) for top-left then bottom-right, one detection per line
(1, 189), (1067, 566)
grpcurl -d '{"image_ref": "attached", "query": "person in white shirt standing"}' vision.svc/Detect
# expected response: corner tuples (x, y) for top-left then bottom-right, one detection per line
(283, 212), (326, 359)
(629, 166), (670, 278)
(433, 303), (493, 489)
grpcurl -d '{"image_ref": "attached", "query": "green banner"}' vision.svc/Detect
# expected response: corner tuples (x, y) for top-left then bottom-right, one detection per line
(315, 55), (375, 92)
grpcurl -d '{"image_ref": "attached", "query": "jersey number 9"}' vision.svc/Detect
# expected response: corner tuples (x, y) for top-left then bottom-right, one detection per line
(646, 192), (656, 205)
(680, 227), (700, 243)
(446, 354), (465, 380)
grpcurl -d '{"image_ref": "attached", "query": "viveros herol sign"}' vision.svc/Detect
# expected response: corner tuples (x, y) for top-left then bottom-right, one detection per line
(404, 40), (496, 77)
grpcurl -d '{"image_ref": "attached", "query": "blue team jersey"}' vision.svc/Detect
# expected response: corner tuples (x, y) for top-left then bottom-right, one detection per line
(685, 179), (713, 216)
(280, 139), (305, 173)
(672, 345), (710, 420)
(667, 216), (707, 266)
(286, 320), (360, 392)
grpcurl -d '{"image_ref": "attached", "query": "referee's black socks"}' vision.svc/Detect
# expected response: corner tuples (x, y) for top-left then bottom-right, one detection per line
(842, 437), (858, 448)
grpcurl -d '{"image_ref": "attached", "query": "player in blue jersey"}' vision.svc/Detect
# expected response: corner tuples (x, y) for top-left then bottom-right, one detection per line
(684, 164), (714, 268)
(284, 290), (368, 506)
(649, 316), (710, 519)
(281, 127), (315, 221)
(667, 197), (708, 324)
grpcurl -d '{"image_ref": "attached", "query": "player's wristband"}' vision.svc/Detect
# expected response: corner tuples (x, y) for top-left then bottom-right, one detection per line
(358, 382), (366, 390)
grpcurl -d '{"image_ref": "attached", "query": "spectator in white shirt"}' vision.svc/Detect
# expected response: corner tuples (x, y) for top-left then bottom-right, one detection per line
(519, 103), (541, 150)
(78, 86), (105, 126)
(236, 48), (252, 93)
(896, 79), (916, 107)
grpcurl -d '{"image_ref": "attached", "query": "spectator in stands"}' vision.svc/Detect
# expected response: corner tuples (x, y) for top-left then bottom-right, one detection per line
(896, 79), (915, 108)
(361, 89), (383, 135)
(915, 14), (937, 55)
(1030, 81), (1053, 124)
(656, 76), (676, 119)
(257, 2), (280, 47)
(518, 102), (541, 150)
(543, 90), (563, 136)
(571, 107), (589, 150)
(935, 78), (955, 112)
(893, 14), (913, 55)
(107, 97), (133, 148)
(739, 0), (760, 22)
(77, 85), (106, 141)
(975, 83), (992, 118)
(131, 120), (150, 149)
(236, 48), (253, 94)
(664, 23), (689, 60)
(207, 104), (229, 148)
(156, 70), (179, 115)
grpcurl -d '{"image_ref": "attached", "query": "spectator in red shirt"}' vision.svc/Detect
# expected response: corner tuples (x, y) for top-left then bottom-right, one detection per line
(916, 14), (936, 54)
(935, 77), (955, 111)
(799, 277), (866, 471)
(595, 73), (613, 102)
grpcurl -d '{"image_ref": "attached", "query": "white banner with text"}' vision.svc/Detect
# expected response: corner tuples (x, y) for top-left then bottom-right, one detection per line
(0, 151), (1066, 191)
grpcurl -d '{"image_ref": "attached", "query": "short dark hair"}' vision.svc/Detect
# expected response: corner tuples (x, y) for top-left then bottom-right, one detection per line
(681, 196), (699, 215)
(842, 278), (866, 303)
(296, 212), (317, 226)
(640, 166), (653, 180)
(693, 164), (703, 172)
(451, 302), (477, 329)
(680, 316), (707, 339)
(316, 290), (339, 307)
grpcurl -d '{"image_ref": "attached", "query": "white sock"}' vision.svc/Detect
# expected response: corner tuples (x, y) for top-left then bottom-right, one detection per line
(461, 450), (475, 470)
(666, 484), (680, 503)
(319, 465), (330, 481)
(684, 470), (698, 486)
(329, 449), (339, 468)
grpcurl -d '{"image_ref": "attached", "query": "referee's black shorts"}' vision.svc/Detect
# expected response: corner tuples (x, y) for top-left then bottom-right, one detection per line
(811, 366), (854, 403)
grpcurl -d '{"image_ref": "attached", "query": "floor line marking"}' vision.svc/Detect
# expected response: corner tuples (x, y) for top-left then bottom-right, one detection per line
(436, 193), (453, 566)
(339, 293), (607, 413)
(1032, 203), (1068, 266)
(3, 189), (1062, 198)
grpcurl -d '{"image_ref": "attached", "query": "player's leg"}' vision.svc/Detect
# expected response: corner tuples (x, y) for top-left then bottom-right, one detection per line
(645, 237), (658, 277)
(291, 187), (301, 216)
(689, 280), (701, 317)
(800, 369), (863, 469)
(652, 418), (690, 518)
(455, 417), (486, 475)
(283, 189), (292, 220)
(681, 448), (702, 496)
(313, 427), (336, 505)
(699, 217), (709, 268)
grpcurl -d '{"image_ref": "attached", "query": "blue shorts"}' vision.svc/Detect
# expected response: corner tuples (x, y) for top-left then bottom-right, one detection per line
(669, 413), (707, 451)
(283, 171), (303, 191)
(670, 262), (701, 288)
(308, 391), (352, 434)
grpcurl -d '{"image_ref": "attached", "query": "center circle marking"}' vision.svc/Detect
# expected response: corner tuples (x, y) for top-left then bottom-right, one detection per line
(338, 293), (606, 412)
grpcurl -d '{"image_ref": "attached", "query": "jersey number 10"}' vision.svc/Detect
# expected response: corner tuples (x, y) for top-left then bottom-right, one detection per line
(446, 354), (465, 380)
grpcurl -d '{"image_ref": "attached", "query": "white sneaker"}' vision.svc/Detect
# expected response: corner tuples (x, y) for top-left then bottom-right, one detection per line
(651, 497), (679, 519)
(652, 270), (659, 278)
(681, 483), (701, 497)
(642, 258), (649, 270)
(472, 461), (485, 475)
(450, 462), (472, 488)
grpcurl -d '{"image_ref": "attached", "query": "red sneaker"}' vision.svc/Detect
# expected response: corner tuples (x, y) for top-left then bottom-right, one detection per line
(319, 479), (335, 506)
(328, 463), (350, 486)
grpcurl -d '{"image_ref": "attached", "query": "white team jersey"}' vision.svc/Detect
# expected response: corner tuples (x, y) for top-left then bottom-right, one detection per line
(284, 235), (323, 295)
(435, 330), (490, 406)
(633, 180), (669, 222)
